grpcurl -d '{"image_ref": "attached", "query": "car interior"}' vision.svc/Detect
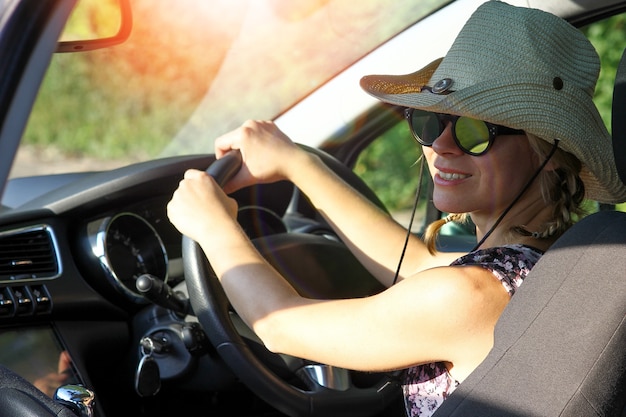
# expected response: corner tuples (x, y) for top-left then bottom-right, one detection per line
(0, 1), (624, 417)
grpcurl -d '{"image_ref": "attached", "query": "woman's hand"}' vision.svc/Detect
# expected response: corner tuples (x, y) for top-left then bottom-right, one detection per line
(167, 169), (239, 247)
(214, 120), (304, 194)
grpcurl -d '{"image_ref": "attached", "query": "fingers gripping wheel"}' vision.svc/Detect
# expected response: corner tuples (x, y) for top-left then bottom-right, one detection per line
(182, 150), (400, 417)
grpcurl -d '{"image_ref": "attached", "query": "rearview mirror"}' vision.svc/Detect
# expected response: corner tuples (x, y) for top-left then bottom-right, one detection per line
(56, 0), (132, 52)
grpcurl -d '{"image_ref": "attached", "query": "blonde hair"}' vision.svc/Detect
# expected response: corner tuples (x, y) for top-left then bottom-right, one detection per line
(423, 134), (585, 254)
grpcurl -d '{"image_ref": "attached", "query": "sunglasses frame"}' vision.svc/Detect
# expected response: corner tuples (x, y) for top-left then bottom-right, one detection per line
(404, 108), (525, 156)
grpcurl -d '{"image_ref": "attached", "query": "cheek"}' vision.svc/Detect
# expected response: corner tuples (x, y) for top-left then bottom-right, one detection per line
(479, 141), (538, 198)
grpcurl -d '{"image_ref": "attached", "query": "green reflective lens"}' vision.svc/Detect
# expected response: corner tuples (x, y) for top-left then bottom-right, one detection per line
(455, 117), (490, 154)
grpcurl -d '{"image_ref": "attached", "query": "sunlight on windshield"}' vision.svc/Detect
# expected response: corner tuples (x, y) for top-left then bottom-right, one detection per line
(12, 0), (445, 177)
(164, 0), (440, 156)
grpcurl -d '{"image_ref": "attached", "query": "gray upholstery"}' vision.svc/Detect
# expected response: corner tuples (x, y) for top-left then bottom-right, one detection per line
(0, 366), (76, 417)
(433, 210), (626, 416)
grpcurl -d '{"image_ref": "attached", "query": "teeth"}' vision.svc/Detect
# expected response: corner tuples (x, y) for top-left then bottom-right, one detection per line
(439, 171), (469, 180)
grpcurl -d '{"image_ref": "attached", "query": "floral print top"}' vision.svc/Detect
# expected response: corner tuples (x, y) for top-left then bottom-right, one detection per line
(402, 244), (544, 417)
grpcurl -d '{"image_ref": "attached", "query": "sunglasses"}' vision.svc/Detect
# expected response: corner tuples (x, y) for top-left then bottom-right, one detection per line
(404, 108), (525, 156)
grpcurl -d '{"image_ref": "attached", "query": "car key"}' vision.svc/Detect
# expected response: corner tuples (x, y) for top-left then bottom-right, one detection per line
(135, 336), (161, 397)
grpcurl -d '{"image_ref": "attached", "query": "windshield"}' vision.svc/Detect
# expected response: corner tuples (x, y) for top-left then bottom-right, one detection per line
(10, 0), (449, 178)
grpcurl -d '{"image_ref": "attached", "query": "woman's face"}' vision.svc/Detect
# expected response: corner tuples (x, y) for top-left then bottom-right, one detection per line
(423, 121), (540, 220)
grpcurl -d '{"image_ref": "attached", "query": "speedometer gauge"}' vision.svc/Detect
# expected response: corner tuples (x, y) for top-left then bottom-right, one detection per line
(87, 213), (168, 303)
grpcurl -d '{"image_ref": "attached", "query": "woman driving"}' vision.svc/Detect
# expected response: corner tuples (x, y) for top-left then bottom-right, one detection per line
(167, 2), (626, 415)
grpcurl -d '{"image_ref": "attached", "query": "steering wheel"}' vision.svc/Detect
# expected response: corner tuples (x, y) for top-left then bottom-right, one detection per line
(183, 150), (401, 417)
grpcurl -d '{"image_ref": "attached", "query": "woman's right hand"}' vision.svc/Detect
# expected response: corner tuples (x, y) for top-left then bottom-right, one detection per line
(214, 120), (306, 194)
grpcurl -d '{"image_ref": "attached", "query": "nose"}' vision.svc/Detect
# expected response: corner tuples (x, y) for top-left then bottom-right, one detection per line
(430, 122), (462, 155)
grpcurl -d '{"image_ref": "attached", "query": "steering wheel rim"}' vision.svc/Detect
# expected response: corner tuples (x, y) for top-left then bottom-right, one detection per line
(183, 150), (400, 417)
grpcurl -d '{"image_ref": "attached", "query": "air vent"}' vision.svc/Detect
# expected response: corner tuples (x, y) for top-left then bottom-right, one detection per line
(0, 225), (61, 282)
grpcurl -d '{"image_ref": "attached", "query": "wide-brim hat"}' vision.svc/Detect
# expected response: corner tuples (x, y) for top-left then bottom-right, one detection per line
(360, 0), (626, 204)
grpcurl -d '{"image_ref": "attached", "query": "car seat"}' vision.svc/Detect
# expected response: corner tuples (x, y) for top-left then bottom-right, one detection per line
(431, 49), (626, 417)
(0, 365), (76, 417)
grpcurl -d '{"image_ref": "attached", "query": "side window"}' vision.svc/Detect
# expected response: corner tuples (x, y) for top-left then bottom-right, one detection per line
(585, 12), (626, 213)
(353, 118), (428, 231)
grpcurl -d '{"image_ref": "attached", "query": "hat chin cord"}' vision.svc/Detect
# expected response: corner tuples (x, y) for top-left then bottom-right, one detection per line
(391, 140), (559, 285)
(392, 155), (426, 285)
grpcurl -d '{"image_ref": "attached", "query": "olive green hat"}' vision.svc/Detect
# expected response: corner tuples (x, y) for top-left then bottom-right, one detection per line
(360, 0), (626, 203)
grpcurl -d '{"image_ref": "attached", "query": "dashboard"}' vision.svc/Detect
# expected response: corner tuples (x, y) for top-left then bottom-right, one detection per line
(0, 154), (297, 414)
(0, 152), (386, 416)
(0, 154), (296, 308)
(1, 156), (211, 313)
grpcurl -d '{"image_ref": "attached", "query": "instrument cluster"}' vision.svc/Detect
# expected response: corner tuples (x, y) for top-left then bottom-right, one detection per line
(86, 212), (169, 303)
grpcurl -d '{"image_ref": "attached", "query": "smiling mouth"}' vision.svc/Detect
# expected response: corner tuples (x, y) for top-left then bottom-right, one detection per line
(438, 171), (470, 181)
